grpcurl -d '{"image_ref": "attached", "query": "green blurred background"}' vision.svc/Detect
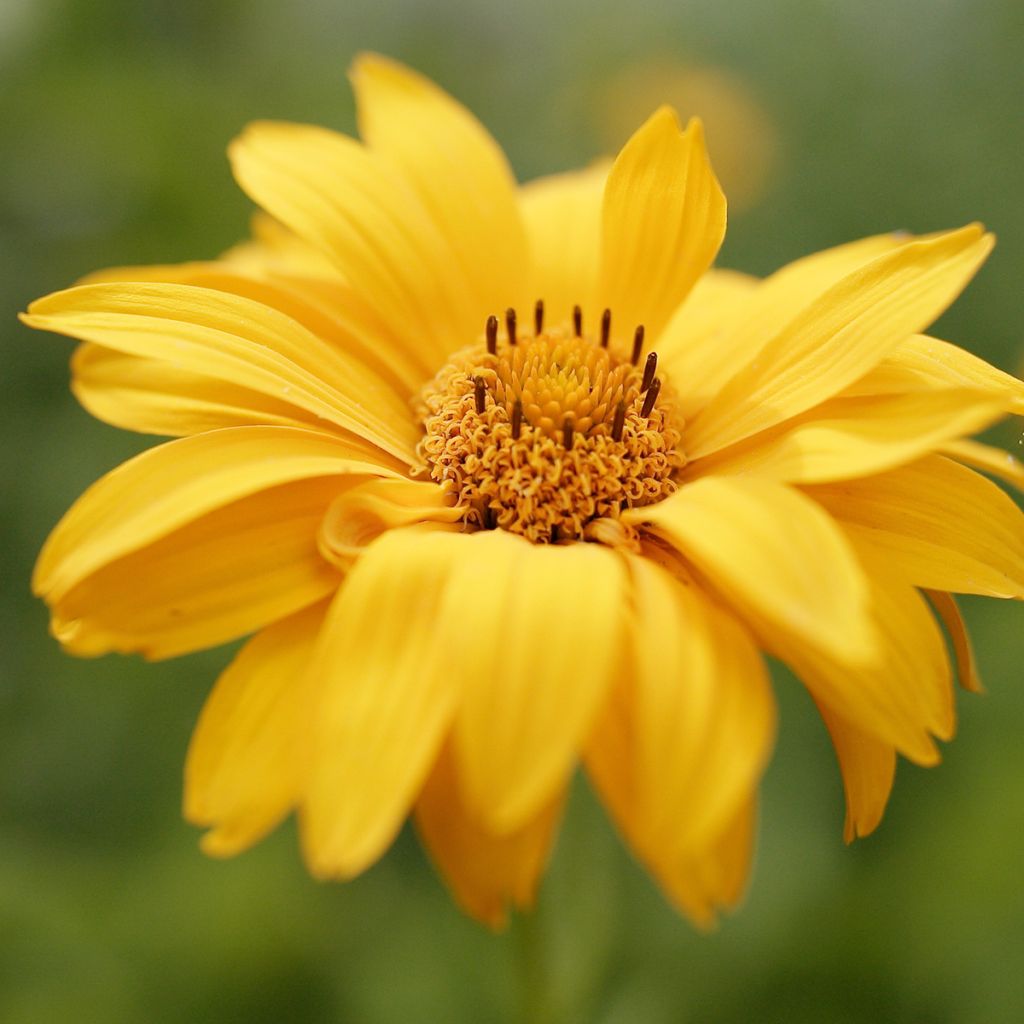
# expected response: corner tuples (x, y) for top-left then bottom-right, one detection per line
(3, 1), (1024, 1021)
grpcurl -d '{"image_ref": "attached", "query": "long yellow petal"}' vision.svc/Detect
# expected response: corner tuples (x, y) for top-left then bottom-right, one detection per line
(351, 54), (528, 324)
(771, 541), (954, 765)
(318, 476), (463, 570)
(626, 556), (775, 859)
(414, 742), (562, 929)
(816, 701), (896, 843)
(23, 282), (417, 464)
(35, 426), (395, 603)
(452, 531), (627, 834)
(300, 529), (466, 879)
(692, 389), (1004, 484)
(943, 439), (1024, 493)
(519, 162), (608, 331)
(229, 120), (478, 364)
(687, 225), (994, 458)
(925, 590), (984, 694)
(805, 455), (1024, 597)
(659, 231), (911, 417)
(599, 109), (726, 344)
(625, 477), (876, 666)
(846, 334), (1024, 413)
(184, 601), (327, 856)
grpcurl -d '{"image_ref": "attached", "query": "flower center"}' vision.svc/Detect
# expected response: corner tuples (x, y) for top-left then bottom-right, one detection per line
(416, 302), (685, 544)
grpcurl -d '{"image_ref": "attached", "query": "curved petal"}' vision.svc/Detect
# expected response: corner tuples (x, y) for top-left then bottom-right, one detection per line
(846, 334), (1024, 413)
(659, 231), (915, 418)
(23, 283), (418, 464)
(599, 109), (726, 345)
(519, 162), (608, 331)
(414, 742), (562, 929)
(318, 476), (462, 570)
(34, 427), (390, 658)
(816, 701), (896, 843)
(621, 555), (775, 859)
(773, 541), (954, 765)
(625, 476), (876, 666)
(184, 600), (328, 855)
(926, 590), (983, 694)
(229, 120), (479, 365)
(692, 389), (1004, 484)
(351, 54), (527, 323)
(687, 225), (994, 458)
(943, 439), (1024, 492)
(300, 529), (467, 879)
(451, 530), (627, 834)
(804, 455), (1024, 597)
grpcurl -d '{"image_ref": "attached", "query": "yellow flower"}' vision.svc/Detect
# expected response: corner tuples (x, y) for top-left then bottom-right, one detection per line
(23, 54), (1024, 929)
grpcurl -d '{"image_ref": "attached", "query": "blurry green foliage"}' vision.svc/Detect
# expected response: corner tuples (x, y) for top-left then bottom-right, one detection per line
(2, 0), (1023, 1021)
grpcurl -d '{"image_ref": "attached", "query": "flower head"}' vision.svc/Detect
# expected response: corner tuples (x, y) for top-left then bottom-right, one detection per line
(24, 54), (1024, 928)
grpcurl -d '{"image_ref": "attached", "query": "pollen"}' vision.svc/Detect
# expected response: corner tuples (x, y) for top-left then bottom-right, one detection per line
(416, 305), (686, 544)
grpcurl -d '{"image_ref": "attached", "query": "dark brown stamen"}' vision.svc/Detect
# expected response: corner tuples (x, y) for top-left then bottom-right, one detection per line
(483, 505), (496, 529)
(641, 351), (658, 392)
(572, 304), (582, 337)
(534, 299), (544, 335)
(631, 325), (645, 365)
(474, 376), (486, 414)
(511, 400), (523, 439)
(611, 400), (626, 442)
(486, 314), (498, 355)
(562, 416), (574, 450)
(600, 308), (611, 348)
(550, 524), (560, 543)
(506, 307), (517, 346)
(641, 377), (661, 417)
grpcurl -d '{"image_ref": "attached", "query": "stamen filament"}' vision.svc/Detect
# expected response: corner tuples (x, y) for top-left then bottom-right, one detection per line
(600, 308), (611, 348)
(641, 351), (658, 392)
(534, 299), (544, 335)
(631, 325), (645, 365)
(641, 377), (661, 417)
(506, 307), (517, 346)
(486, 314), (498, 355)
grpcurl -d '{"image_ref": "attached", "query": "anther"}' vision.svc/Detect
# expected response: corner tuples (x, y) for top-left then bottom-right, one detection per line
(631, 325), (645, 365)
(474, 376), (486, 414)
(506, 307), (517, 346)
(483, 505), (496, 529)
(641, 351), (658, 393)
(550, 524), (560, 543)
(486, 314), (498, 355)
(573, 305), (582, 337)
(511, 400), (523, 439)
(611, 400), (626, 442)
(562, 416), (574, 450)
(641, 377), (661, 417)
(534, 299), (544, 335)
(600, 308), (611, 348)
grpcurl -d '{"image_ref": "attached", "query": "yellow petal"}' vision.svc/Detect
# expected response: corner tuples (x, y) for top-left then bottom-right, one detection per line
(23, 282), (417, 464)
(351, 54), (527, 323)
(944, 439), (1024, 493)
(847, 334), (1024, 413)
(184, 601), (327, 856)
(816, 701), (896, 843)
(625, 476), (876, 666)
(229, 120), (478, 365)
(772, 541), (953, 765)
(925, 590), (983, 694)
(70, 343), (317, 437)
(626, 555), (775, 858)
(805, 456), (1024, 597)
(519, 162), (608, 331)
(693, 389), (1004, 484)
(301, 529), (466, 879)
(599, 109), (726, 344)
(655, 799), (757, 929)
(452, 531), (627, 834)
(659, 231), (911, 418)
(35, 426), (394, 603)
(585, 674), (757, 928)
(414, 742), (562, 929)
(318, 476), (462, 570)
(687, 225), (994, 458)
